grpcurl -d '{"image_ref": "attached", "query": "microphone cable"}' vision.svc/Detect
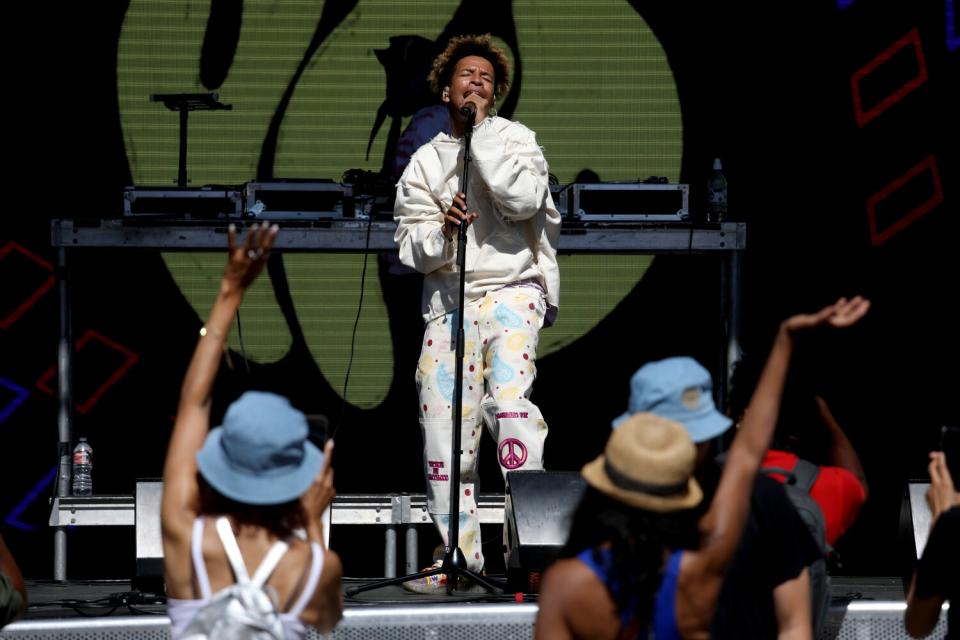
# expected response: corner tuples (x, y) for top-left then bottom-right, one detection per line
(234, 308), (251, 376)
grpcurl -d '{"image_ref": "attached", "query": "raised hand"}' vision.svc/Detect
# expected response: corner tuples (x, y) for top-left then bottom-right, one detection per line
(782, 296), (871, 335)
(224, 223), (279, 291)
(302, 440), (336, 541)
(926, 451), (960, 523)
(442, 192), (478, 240)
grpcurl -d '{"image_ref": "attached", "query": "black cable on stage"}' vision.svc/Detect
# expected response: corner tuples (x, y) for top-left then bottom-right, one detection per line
(343, 588), (524, 606)
(29, 590), (166, 617)
(333, 210), (375, 441)
(234, 309), (251, 376)
(72, 604), (121, 617)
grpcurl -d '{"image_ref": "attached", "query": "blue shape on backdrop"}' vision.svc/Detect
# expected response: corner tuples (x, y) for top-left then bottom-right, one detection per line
(948, 0), (958, 51)
(0, 376), (29, 423)
(5, 466), (58, 532)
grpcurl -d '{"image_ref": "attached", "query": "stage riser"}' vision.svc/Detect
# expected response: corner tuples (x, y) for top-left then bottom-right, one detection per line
(0, 603), (948, 639)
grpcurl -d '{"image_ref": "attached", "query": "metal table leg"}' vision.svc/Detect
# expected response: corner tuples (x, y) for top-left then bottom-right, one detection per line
(54, 248), (74, 581)
(405, 525), (418, 575)
(384, 526), (397, 578)
(718, 248), (742, 412)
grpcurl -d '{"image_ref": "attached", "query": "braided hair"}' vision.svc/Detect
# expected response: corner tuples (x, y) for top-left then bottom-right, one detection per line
(561, 487), (700, 629)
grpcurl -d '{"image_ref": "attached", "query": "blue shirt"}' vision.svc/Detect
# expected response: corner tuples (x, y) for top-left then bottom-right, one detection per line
(576, 546), (683, 640)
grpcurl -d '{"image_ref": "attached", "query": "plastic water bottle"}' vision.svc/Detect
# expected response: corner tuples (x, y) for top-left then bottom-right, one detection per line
(706, 158), (728, 223)
(72, 437), (93, 496)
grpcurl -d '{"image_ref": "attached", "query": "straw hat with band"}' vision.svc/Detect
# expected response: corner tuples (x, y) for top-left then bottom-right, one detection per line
(582, 412), (703, 513)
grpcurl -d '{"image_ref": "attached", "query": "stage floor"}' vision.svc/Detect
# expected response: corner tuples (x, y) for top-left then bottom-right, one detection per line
(3, 575), (948, 640)
(15, 574), (908, 618)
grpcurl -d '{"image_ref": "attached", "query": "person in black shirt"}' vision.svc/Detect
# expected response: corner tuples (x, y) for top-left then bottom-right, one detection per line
(906, 451), (959, 638)
(702, 465), (821, 638)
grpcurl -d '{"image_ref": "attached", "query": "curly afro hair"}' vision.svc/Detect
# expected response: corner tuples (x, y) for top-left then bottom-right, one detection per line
(428, 34), (511, 100)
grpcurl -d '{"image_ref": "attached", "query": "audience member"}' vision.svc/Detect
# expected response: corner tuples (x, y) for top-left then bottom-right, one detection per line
(161, 224), (343, 638)
(905, 450), (959, 638)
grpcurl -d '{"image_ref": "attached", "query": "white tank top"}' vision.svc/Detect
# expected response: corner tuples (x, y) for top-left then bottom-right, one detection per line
(167, 517), (325, 639)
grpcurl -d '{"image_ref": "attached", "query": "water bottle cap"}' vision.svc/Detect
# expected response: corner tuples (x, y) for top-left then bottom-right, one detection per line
(712, 158), (723, 171)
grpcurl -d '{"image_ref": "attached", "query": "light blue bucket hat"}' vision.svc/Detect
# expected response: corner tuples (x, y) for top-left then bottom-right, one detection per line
(197, 391), (323, 505)
(612, 357), (732, 443)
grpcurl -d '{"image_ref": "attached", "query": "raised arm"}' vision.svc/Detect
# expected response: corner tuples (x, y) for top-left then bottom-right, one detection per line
(905, 452), (959, 637)
(693, 297), (870, 577)
(301, 440), (336, 545)
(924, 451), (960, 521)
(299, 439), (344, 633)
(161, 224), (278, 533)
(816, 395), (868, 497)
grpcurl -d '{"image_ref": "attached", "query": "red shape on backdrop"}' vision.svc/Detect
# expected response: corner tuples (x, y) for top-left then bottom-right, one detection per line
(850, 28), (928, 128)
(35, 330), (140, 414)
(0, 242), (55, 330)
(866, 155), (943, 246)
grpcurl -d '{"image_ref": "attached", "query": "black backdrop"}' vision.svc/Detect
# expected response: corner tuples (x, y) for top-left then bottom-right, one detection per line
(2, 0), (957, 580)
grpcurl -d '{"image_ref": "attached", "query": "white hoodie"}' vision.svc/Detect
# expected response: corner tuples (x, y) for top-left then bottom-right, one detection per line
(394, 116), (561, 323)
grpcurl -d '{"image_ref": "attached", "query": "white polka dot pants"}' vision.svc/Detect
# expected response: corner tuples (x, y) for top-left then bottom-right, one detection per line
(416, 285), (549, 571)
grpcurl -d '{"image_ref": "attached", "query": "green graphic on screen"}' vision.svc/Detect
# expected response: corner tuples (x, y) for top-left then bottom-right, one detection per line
(117, 0), (682, 407)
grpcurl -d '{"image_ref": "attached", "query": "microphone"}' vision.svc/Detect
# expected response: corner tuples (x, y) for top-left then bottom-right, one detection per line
(460, 103), (477, 129)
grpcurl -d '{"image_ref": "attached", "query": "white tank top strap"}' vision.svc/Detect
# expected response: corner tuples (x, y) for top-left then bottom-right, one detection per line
(191, 517), (213, 599)
(286, 542), (325, 618)
(213, 516), (289, 587)
(249, 540), (291, 587)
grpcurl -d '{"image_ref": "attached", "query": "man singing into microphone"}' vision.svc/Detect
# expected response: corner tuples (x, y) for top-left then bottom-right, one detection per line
(394, 34), (560, 592)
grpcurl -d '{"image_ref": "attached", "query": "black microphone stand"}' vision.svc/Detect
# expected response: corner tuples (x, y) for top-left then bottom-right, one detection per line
(347, 105), (503, 595)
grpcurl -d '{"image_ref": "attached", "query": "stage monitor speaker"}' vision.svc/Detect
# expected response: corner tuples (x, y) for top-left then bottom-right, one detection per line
(897, 481), (935, 592)
(503, 470), (586, 589)
(134, 480), (164, 592)
(898, 481), (934, 560)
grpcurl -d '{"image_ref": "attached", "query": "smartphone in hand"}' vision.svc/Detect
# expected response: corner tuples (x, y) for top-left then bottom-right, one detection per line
(307, 414), (329, 449)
